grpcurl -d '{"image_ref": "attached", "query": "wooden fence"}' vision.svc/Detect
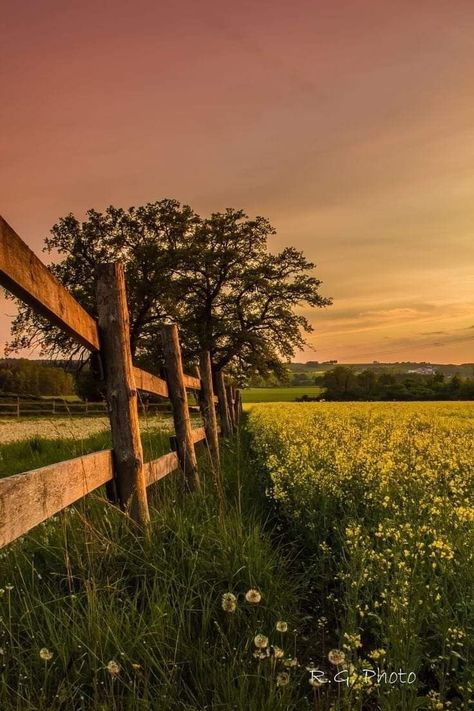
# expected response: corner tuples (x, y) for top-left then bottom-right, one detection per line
(0, 216), (242, 547)
(0, 396), (194, 418)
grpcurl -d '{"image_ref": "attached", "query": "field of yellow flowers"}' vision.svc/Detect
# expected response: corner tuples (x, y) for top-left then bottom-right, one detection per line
(248, 402), (474, 710)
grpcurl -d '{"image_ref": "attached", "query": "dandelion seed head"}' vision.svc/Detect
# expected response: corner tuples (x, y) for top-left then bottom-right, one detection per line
(39, 648), (53, 662)
(328, 649), (346, 666)
(221, 592), (237, 613)
(106, 660), (121, 676)
(245, 589), (262, 604)
(254, 634), (269, 649)
(276, 671), (290, 687)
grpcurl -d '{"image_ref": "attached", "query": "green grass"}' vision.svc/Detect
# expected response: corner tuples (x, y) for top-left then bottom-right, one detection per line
(241, 386), (323, 403)
(0, 425), (315, 711)
(0, 428), (170, 479)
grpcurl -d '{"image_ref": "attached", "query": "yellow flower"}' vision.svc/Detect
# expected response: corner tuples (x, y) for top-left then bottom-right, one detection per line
(254, 634), (269, 649)
(106, 660), (121, 676)
(39, 648), (53, 662)
(328, 649), (346, 666)
(343, 632), (362, 650)
(276, 620), (288, 632)
(221, 592), (237, 613)
(272, 645), (284, 658)
(245, 589), (262, 604)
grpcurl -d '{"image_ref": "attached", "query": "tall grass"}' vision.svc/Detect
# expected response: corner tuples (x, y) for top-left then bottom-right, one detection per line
(0, 427), (312, 710)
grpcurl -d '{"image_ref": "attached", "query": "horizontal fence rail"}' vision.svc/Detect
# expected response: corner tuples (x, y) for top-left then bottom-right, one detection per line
(0, 216), (241, 546)
(0, 217), (202, 398)
(0, 427), (210, 548)
(0, 450), (114, 548)
(0, 217), (100, 351)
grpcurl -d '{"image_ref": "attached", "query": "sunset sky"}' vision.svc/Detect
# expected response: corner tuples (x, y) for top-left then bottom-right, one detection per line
(1, 0), (473, 363)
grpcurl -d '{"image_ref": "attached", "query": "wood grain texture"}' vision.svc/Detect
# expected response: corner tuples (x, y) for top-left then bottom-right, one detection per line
(197, 353), (220, 466)
(182, 374), (201, 390)
(233, 389), (241, 425)
(226, 385), (236, 431)
(133, 367), (169, 398)
(144, 452), (179, 486)
(197, 353), (224, 510)
(0, 451), (113, 548)
(0, 216), (100, 351)
(96, 263), (150, 526)
(161, 324), (200, 492)
(215, 370), (232, 437)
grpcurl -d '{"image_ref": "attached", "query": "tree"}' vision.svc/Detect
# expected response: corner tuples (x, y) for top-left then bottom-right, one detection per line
(0, 359), (75, 396)
(6, 201), (331, 380)
(6, 200), (197, 360)
(322, 366), (358, 399)
(173, 208), (331, 380)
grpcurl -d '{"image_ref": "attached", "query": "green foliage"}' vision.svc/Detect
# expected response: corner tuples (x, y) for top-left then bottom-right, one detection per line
(318, 366), (474, 401)
(75, 367), (106, 402)
(0, 359), (75, 396)
(0, 431), (312, 710)
(6, 201), (331, 380)
(248, 402), (474, 710)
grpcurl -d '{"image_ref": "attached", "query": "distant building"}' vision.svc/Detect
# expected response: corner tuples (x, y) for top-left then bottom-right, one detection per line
(407, 367), (435, 375)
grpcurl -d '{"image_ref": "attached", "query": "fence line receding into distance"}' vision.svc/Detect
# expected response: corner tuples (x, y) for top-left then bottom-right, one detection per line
(0, 216), (241, 547)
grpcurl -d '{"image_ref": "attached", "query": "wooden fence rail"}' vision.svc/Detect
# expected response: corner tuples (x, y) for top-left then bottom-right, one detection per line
(0, 216), (242, 547)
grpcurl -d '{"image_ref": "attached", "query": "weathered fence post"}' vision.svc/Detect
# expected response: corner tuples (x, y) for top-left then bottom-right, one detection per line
(161, 324), (200, 492)
(215, 370), (232, 437)
(16, 396), (20, 418)
(233, 389), (241, 425)
(195, 352), (225, 512)
(96, 263), (150, 528)
(226, 384), (236, 432)
(196, 352), (221, 468)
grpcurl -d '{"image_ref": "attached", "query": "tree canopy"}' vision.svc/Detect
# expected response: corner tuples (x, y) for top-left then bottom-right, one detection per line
(302, 366), (474, 401)
(0, 359), (75, 396)
(6, 200), (331, 380)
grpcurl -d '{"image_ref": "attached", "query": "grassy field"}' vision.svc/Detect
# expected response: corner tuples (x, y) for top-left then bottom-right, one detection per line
(248, 402), (474, 710)
(242, 386), (323, 403)
(0, 414), (179, 446)
(0, 424), (316, 711)
(2, 402), (473, 709)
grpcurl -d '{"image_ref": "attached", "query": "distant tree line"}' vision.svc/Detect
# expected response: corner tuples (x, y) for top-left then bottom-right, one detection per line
(300, 366), (474, 401)
(0, 359), (75, 397)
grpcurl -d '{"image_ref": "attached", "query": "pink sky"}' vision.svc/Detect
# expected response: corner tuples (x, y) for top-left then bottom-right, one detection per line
(1, 0), (473, 363)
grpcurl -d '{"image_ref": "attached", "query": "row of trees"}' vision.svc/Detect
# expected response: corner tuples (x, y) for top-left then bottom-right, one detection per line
(315, 367), (474, 401)
(0, 359), (75, 397)
(6, 201), (331, 382)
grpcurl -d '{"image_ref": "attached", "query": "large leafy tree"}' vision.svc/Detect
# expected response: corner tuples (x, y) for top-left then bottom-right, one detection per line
(6, 200), (331, 380)
(174, 209), (331, 380)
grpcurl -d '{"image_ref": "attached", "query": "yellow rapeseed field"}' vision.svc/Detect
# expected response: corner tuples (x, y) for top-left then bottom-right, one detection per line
(248, 402), (474, 710)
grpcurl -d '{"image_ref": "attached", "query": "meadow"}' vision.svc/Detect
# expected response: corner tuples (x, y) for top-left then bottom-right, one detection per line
(0, 425), (313, 711)
(248, 402), (474, 710)
(242, 386), (323, 403)
(1, 402), (473, 710)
